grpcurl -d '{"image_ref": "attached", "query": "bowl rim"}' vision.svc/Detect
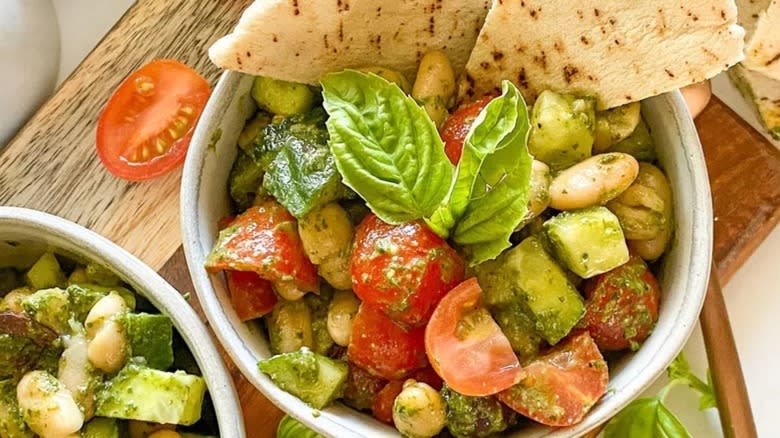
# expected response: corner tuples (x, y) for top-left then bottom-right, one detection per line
(0, 206), (246, 438)
(181, 70), (713, 437)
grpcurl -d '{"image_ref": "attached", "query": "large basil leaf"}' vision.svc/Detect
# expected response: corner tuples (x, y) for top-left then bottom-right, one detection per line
(321, 70), (452, 224)
(603, 397), (691, 438)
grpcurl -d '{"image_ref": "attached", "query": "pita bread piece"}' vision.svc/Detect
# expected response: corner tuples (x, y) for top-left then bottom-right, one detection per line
(461, 0), (745, 109)
(740, 0), (780, 80)
(209, 0), (489, 85)
(729, 64), (780, 139)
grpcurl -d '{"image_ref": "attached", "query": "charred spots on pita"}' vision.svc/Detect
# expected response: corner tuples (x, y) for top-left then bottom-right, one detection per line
(609, 17), (617, 25)
(533, 51), (548, 70)
(376, 6), (381, 16)
(236, 54), (243, 66)
(576, 9), (584, 19)
(324, 34), (329, 49)
(664, 69), (675, 78)
(246, 51), (251, 58)
(594, 8), (600, 17)
(587, 74), (595, 81)
(721, 9), (727, 20)
(338, 20), (345, 42)
(765, 52), (780, 67)
(520, 0), (525, 7)
(625, 95), (632, 101)
(429, 16), (435, 34)
(480, 61), (490, 70)
(530, 9), (537, 19)
(580, 36), (589, 45)
(517, 68), (529, 88)
(492, 51), (504, 61)
(563, 65), (579, 83)
(291, 0), (300, 15)
(272, 34), (278, 42)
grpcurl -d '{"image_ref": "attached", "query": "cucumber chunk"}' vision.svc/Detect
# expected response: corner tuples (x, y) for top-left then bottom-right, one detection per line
(441, 385), (516, 438)
(258, 348), (348, 409)
(490, 304), (542, 359)
(229, 151), (266, 211)
(96, 364), (207, 426)
(84, 263), (121, 287)
(477, 237), (584, 345)
(528, 91), (596, 170)
(0, 379), (34, 437)
(594, 102), (641, 151)
(21, 287), (71, 333)
(544, 207), (630, 279)
(25, 252), (66, 290)
(607, 118), (656, 162)
(252, 76), (317, 116)
(119, 313), (174, 370)
(81, 417), (120, 438)
(69, 284), (136, 312)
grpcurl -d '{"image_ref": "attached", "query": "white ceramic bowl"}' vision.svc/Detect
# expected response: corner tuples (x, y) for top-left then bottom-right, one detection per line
(181, 71), (713, 437)
(0, 207), (245, 438)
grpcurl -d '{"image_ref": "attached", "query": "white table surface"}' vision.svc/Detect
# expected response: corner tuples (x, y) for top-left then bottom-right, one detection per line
(45, 1), (780, 436)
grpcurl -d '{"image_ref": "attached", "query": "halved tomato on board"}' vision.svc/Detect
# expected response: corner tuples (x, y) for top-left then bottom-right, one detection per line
(224, 270), (277, 321)
(97, 59), (211, 180)
(425, 278), (521, 397)
(205, 200), (319, 293)
(497, 331), (609, 427)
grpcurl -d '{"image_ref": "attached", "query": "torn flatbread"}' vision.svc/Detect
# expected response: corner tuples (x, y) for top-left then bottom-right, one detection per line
(741, 0), (780, 80)
(729, 63), (780, 139)
(461, 0), (745, 109)
(209, 0), (489, 85)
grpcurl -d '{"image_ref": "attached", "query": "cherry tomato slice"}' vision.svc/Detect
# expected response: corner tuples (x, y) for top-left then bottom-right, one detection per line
(350, 214), (464, 328)
(224, 271), (277, 322)
(97, 59), (210, 180)
(579, 255), (661, 351)
(347, 303), (427, 380)
(205, 200), (319, 293)
(498, 332), (608, 427)
(372, 379), (405, 425)
(425, 278), (522, 397)
(440, 96), (494, 164)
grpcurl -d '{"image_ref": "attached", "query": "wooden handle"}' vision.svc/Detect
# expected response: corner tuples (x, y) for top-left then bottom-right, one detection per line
(699, 267), (757, 438)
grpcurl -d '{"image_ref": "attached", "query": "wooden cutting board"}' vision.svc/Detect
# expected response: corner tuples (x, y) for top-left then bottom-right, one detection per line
(1, 0), (779, 436)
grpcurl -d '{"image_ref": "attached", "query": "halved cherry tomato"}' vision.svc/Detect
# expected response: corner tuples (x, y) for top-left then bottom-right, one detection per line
(440, 96), (494, 164)
(425, 278), (521, 397)
(97, 59), (211, 180)
(579, 255), (661, 351)
(372, 379), (405, 425)
(350, 214), (464, 328)
(347, 304), (427, 380)
(225, 270), (277, 321)
(343, 362), (388, 411)
(205, 200), (319, 293)
(497, 332), (608, 427)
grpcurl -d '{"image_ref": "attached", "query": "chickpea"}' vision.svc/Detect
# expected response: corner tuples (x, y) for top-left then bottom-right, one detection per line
(327, 290), (360, 346)
(392, 380), (446, 438)
(412, 51), (457, 127)
(549, 153), (639, 210)
(17, 371), (84, 438)
(298, 203), (354, 289)
(0, 287), (32, 312)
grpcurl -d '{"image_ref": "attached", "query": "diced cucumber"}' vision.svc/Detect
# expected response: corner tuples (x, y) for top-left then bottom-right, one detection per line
(119, 313), (174, 370)
(85, 263), (122, 287)
(24, 252), (66, 290)
(594, 102), (641, 151)
(276, 415), (323, 438)
(0, 379), (34, 437)
(237, 112), (272, 150)
(258, 348), (348, 409)
(477, 237), (584, 345)
(21, 288), (71, 333)
(544, 207), (629, 279)
(490, 304), (542, 359)
(81, 417), (120, 438)
(69, 284), (136, 311)
(229, 151), (266, 211)
(68, 267), (90, 284)
(607, 118), (656, 162)
(96, 364), (207, 426)
(266, 300), (313, 354)
(252, 76), (317, 116)
(441, 385), (516, 438)
(528, 91), (596, 170)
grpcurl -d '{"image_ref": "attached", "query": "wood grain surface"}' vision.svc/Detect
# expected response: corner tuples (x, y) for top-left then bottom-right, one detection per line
(0, 0), (778, 437)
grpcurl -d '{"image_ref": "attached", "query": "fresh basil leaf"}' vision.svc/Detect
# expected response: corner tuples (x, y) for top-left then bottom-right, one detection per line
(603, 397), (691, 438)
(447, 81), (532, 264)
(667, 352), (717, 411)
(276, 414), (323, 438)
(253, 108), (354, 218)
(427, 81), (530, 237)
(321, 70), (452, 224)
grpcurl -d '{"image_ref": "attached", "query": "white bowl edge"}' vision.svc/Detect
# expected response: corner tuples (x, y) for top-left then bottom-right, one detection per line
(181, 70), (713, 438)
(0, 207), (246, 438)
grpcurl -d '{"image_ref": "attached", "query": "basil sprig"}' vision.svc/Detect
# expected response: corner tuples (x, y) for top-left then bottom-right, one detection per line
(321, 72), (532, 264)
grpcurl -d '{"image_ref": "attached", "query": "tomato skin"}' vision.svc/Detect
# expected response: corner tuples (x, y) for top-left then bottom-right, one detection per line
(343, 362), (388, 411)
(347, 304), (427, 380)
(440, 96), (494, 164)
(425, 278), (522, 397)
(205, 200), (319, 293)
(579, 256), (661, 351)
(498, 332), (608, 427)
(372, 379), (405, 425)
(225, 271), (277, 321)
(350, 214), (464, 328)
(97, 59), (210, 181)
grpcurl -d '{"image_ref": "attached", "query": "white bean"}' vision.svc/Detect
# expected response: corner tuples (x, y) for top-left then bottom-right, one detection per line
(87, 320), (127, 373)
(272, 281), (307, 301)
(318, 254), (352, 290)
(327, 290), (360, 346)
(16, 371), (84, 438)
(625, 163), (674, 261)
(58, 333), (96, 419)
(84, 293), (127, 338)
(392, 380), (446, 438)
(298, 203), (353, 265)
(516, 160), (552, 231)
(412, 51), (456, 127)
(549, 153), (639, 210)
(0, 287), (32, 312)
